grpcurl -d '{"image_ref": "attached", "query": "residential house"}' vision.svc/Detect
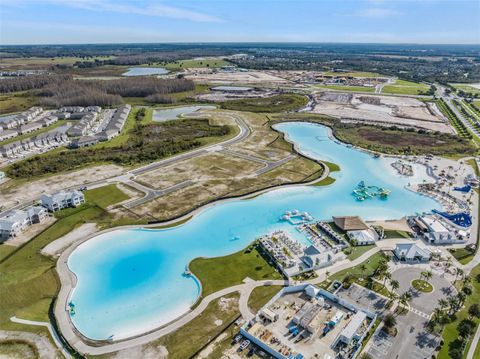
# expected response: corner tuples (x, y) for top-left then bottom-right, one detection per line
(20, 121), (43, 135)
(41, 190), (85, 212)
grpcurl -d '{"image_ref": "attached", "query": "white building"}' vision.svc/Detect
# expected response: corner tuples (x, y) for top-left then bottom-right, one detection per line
(414, 215), (467, 244)
(347, 228), (379, 246)
(41, 190), (85, 212)
(394, 243), (431, 263)
(0, 206), (47, 240)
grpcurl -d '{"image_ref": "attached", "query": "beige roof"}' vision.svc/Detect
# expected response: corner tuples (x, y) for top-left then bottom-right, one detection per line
(333, 216), (368, 231)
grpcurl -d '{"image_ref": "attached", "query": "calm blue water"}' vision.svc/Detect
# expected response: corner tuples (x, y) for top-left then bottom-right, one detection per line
(68, 122), (440, 340)
(152, 106), (216, 122)
(122, 67), (169, 76)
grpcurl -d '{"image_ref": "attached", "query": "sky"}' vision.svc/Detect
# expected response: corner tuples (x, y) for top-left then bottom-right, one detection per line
(0, 0), (479, 45)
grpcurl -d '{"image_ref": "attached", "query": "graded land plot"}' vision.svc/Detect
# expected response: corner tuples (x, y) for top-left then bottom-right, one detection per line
(229, 112), (294, 161)
(0, 164), (125, 210)
(136, 152), (264, 190)
(323, 71), (384, 78)
(382, 79), (430, 95)
(311, 92), (454, 133)
(183, 68), (291, 85)
(121, 293), (240, 359)
(130, 156), (322, 221)
(316, 84), (376, 93)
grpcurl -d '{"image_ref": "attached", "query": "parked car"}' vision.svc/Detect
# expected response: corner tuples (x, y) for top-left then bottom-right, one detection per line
(239, 339), (250, 351)
(233, 334), (243, 344)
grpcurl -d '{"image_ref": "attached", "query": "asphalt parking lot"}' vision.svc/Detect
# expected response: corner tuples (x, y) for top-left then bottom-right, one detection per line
(391, 267), (455, 316)
(368, 311), (439, 359)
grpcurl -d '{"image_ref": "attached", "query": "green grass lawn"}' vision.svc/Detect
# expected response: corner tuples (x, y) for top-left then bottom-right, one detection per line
(84, 184), (130, 209)
(316, 85), (375, 93)
(190, 243), (283, 298)
(248, 285), (283, 314)
(220, 94), (308, 113)
(329, 252), (387, 283)
(438, 264), (480, 359)
(383, 230), (412, 239)
(0, 204), (107, 331)
(311, 176), (336, 186)
(411, 279), (433, 293)
(448, 248), (475, 265)
(0, 245), (16, 261)
(343, 245), (376, 261)
(382, 79), (430, 95)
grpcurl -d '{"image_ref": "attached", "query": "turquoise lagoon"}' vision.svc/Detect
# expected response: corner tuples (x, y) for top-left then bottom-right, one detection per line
(68, 122), (440, 340)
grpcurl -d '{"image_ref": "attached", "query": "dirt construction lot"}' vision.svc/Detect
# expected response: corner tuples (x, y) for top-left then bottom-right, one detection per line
(184, 68), (291, 85)
(311, 92), (454, 133)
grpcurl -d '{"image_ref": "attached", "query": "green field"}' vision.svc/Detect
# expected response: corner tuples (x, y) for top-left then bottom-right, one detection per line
(438, 265), (480, 359)
(189, 243), (283, 298)
(451, 84), (480, 96)
(316, 85), (375, 93)
(382, 79), (430, 95)
(84, 184), (130, 209)
(220, 94), (309, 113)
(0, 92), (39, 115)
(411, 279), (433, 293)
(163, 58), (230, 70)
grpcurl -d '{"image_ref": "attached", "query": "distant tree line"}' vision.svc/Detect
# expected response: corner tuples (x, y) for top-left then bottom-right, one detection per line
(0, 75), (194, 107)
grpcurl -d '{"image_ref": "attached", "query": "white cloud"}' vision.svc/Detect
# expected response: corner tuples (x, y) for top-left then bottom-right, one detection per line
(353, 7), (403, 18)
(1, 0), (223, 23)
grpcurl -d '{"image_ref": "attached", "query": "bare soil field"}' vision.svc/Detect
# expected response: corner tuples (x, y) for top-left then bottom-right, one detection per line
(130, 156), (321, 220)
(0, 164), (124, 209)
(311, 92), (454, 133)
(137, 152), (264, 190)
(195, 90), (276, 102)
(184, 68), (290, 85)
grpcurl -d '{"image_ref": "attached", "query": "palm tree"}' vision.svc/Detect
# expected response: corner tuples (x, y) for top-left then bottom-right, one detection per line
(455, 268), (464, 284)
(424, 271), (433, 282)
(438, 298), (448, 311)
(360, 264), (367, 279)
(390, 279), (400, 299)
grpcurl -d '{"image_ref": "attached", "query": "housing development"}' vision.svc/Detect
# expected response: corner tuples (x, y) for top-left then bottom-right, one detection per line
(0, 2), (480, 359)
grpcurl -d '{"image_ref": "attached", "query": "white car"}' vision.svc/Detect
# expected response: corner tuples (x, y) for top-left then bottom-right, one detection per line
(239, 340), (250, 351)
